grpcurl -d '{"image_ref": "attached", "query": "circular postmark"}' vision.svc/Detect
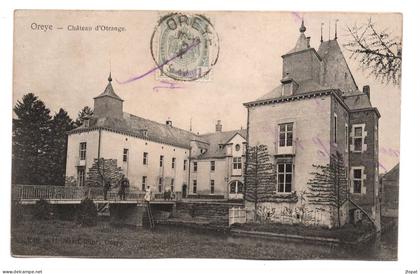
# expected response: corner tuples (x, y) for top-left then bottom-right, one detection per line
(150, 13), (219, 81)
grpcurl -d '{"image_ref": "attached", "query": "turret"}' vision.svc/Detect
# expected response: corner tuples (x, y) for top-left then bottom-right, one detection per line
(93, 73), (124, 118)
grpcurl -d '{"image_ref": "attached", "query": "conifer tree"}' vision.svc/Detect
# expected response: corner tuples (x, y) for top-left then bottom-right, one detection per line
(49, 108), (75, 185)
(74, 106), (94, 127)
(12, 93), (52, 185)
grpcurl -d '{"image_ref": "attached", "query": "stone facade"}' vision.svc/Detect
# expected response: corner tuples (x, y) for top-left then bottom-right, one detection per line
(189, 131), (246, 199)
(65, 76), (245, 199)
(380, 164), (399, 218)
(243, 21), (380, 228)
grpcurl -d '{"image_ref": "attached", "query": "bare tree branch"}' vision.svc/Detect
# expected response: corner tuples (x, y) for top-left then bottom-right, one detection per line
(344, 18), (402, 86)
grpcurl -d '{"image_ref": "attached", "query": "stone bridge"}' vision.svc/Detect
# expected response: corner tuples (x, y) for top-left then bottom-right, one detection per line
(12, 184), (181, 205)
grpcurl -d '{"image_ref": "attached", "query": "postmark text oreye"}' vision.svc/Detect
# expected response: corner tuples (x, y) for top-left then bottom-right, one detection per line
(150, 13), (219, 81)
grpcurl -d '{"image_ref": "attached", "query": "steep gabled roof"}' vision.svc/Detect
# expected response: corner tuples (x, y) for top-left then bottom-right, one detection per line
(195, 129), (247, 159)
(317, 39), (358, 93)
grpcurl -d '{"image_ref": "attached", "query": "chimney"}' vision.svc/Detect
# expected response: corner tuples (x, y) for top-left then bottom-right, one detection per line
(363, 85), (370, 99)
(166, 119), (172, 127)
(215, 120), (222, 132)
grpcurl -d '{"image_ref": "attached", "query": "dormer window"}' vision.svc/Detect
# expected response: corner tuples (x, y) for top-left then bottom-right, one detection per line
(83, 119), (90, 128)
(280, 74), (298, 96)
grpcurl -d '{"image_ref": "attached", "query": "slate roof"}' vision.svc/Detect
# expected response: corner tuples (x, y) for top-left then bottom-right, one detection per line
(317, 40), (358, 91)
(70, 112), (205, 149)
(251, 37), (372, 112)
(256, 80), (323, 101)
(70, 73), (246, 152)
(69, 111), (246, 153)
(196, 129), (247, 159)
(343, 92), (372, 110)
(382, 163), (399, 182)
(94, 74), (123, 101)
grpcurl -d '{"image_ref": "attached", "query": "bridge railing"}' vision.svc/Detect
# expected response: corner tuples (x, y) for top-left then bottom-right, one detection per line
(12, 184), (145, 201)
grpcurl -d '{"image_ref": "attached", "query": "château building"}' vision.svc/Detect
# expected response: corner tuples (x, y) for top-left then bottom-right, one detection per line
(65, 74), (246, 199)
(243, 21), (381, 228)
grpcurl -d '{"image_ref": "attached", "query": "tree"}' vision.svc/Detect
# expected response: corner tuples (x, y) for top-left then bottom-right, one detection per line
(49, 108), (75, 185)
(12, 93), (52, 185)
(74, 106), (94, 127)
(86, 158), (124, 188)
(306, 152), (348, 227)
(344, 18), (402, 86)
(244, 145), (278, 209)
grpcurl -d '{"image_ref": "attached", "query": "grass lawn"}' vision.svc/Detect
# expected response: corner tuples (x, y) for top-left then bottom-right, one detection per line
(231, 222), (376, 242)
(11, 218), (395, 260)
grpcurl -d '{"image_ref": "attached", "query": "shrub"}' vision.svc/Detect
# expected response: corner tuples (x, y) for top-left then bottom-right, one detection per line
(32, 199), (52, 220)
(76, 198), (98, 226)
(54, 204), (77, 221)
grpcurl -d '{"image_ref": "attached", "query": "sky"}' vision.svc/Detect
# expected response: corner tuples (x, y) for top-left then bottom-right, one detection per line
(13, 10), (401, 172)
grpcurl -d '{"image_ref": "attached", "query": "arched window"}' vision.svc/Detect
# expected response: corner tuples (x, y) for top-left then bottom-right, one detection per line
(229, 180), (244, 194)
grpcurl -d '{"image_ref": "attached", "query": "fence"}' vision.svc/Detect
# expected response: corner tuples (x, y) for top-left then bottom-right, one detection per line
(12, 184), (144, 202)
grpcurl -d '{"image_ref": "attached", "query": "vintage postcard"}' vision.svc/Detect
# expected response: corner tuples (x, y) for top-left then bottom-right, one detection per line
(11, 10), (401, 260)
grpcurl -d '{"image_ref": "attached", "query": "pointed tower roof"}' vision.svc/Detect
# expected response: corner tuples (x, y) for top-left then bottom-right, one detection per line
(94, 72), (123, 101)
(286, 19), (311, 54)
(317, 39), (358, 92)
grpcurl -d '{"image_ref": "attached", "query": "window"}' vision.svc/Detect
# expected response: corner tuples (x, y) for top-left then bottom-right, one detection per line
(353, 126), (363, 152)
(142, 176), (147, 191)
(230, 182), (236, 193)
(183, 160), (187, 171)
(229, 181), (244, 194)
(334, 114), (337, 144)
(143, 152), (148, 165)
(123, 148), (129, 162)
(345, 124), (349, 151)
(160, 155), (164, 167)
(210, 180), (215, 194)
(77, 167), (86, 186)
(210, 161), (215, 172)
(233, 157), (242, 170)
(279, 123), (293, 147)
(158, 177), (163, 192)
(353, 168), (362, 194)
(277, 162), (293, 193)
(193, 180), (197, 194)
(79, 142), (87, 160)
(193, 162), (197, 172)
(172, 157), (176, 169)
(171, 179), (174, 192)
(237, 182), (244, 193)
(235, 144), (241, 151)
